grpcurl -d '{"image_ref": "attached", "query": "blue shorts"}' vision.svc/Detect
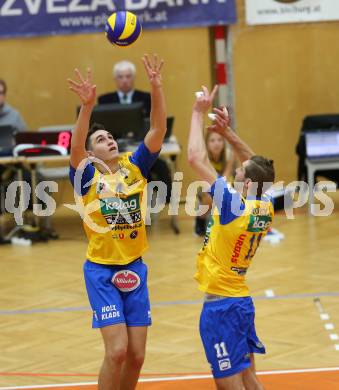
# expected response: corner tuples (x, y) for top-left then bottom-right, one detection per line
(83, 258), (151, 328)
(200, 297), (265, 379)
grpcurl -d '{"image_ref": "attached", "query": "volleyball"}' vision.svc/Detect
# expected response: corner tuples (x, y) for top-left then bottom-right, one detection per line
(105, 11), (142, 47)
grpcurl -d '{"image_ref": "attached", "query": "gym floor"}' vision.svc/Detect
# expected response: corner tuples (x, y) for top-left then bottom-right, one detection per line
(1, 196), (339, 389)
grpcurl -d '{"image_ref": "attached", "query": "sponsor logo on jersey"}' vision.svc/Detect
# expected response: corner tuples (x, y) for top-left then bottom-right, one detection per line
(231, 266), (248, 276)
(203, 217), (214, 247)
(218, 358), (232, 371)
(231, 234), (247, 263)
(247, 215), (272, 232)
(252, 206), (270, 216)
(101, 193), (142, 227)
(101, 194), (140, 215)
(130, 230), (138, 239)
(100, 304), (121, 321)
(96, 179), (109, 194)
(112, 233), (125, 239)
(244, 353), (250, 361)
(119, 167), (130, 179)
(112, 270), (141, 292)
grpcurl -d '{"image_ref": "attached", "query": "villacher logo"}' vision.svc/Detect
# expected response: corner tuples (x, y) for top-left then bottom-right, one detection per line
(112, 270), (141, 292)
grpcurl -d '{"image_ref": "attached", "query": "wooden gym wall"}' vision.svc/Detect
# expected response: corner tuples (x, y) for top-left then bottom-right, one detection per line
(232, 0), (339, 183)
(1, 0), (339, 193)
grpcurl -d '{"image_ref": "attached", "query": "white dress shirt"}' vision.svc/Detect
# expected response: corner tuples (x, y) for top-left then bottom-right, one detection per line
(117, 90), (134, 104)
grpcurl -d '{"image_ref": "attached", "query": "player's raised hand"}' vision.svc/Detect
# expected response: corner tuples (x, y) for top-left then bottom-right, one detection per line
(207, 106), (231, 137)
(142, 54), (164, 88)
(193, 85), (218, 114)
(67, 68), (96, 107)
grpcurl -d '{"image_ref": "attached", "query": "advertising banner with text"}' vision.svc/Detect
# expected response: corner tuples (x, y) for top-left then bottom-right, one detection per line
(0, 0), (237, 39)
(246, 0), (339, 25)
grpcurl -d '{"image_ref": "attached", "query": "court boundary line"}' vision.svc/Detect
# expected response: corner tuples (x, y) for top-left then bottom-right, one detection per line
(1, 366), (339, 390)
(2, 291), (339, 316)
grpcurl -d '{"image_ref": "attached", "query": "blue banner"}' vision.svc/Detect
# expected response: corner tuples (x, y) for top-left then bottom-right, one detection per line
(0, 0), (236, 39)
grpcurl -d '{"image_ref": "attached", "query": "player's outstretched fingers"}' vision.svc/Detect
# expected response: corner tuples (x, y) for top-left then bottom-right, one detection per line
(87, 67), (93, 83)
(215, 115), (226, 128)
(157, 59), (164, 73)
(152, 53), (158, 68)
(210, 85), (219, 101)
(67, 79), (81, 89)
(74, 68), (85, 84)
(201, 85), (209, 97)
(213, 107), (226, 117)
(142, 54), (152, 71)
(142, 55), (154, 79)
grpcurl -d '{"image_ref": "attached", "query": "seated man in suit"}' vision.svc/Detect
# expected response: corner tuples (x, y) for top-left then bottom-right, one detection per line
(98, 60), (151, 117)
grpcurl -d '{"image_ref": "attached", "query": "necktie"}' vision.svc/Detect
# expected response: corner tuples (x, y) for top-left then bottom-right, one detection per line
(122, 94), (128, 103)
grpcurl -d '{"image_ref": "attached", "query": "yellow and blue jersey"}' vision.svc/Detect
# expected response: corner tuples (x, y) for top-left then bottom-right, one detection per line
(195, 177), (274, 297)
(69, 142), (159, 266)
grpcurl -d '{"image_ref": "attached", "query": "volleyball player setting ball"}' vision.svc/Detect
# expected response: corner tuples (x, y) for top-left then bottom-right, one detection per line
(67, 5), (167, 386)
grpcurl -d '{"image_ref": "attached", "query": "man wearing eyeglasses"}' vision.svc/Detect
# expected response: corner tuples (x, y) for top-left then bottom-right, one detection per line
(98, 61), (173, 211)
(98, 61), (151, 117)
(0, 79), (27, 133)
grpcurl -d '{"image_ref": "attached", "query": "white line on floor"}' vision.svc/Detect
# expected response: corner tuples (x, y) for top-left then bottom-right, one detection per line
(1, 367), (339, 390)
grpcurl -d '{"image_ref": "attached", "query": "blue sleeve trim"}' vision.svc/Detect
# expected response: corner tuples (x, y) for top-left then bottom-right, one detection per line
(210, 177), (245, 225)
(208, 174), (222, 198)
(69, 162), (95, 196)
(129, 142), (160, 178)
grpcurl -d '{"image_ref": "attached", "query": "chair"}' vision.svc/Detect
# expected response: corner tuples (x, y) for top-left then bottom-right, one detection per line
(0, 126), (17, 241)
(12, 143), (67, 205)
(38, 125), (74, 132)
(295, 115), (339, 214)
(13, 144), (67, 157)
(37, 125), (74, 180)
(13, 144), (67, 237)
(0, 125), (16, 156)
(141, 117), (179, 234)
(141, 116), (174, 141)
(296, 114), (339, 182)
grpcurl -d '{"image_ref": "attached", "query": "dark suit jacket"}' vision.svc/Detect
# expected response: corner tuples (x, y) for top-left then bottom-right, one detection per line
(98, 89), (151, 117)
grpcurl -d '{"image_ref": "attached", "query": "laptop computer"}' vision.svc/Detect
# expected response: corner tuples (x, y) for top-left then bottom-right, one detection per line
(305, 130), (339, 160)
(77, 103), (144, 141)
(136, 116), (174, 142)
(15, 130), (72, 154)
(0, 125), (15, 156)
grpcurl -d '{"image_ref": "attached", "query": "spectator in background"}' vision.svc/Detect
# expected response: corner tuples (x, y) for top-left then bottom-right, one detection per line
(0, 79), (27, 132)
(98, 60), (151, 117)
(195, 131), (236, 236)
(0, 80), (58, 239)
(98, 60), (173, 212)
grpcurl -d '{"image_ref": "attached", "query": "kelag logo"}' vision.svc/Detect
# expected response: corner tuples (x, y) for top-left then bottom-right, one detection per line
(247, 215), (272, 232)
(100, 194), (140, 216)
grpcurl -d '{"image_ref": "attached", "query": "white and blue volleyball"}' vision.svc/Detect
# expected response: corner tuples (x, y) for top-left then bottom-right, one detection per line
(105, 11), (142, 47)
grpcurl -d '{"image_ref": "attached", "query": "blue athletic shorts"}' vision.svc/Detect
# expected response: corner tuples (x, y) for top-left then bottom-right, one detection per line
(199, 296), (265, 379)
(83, 258), (152, 328)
